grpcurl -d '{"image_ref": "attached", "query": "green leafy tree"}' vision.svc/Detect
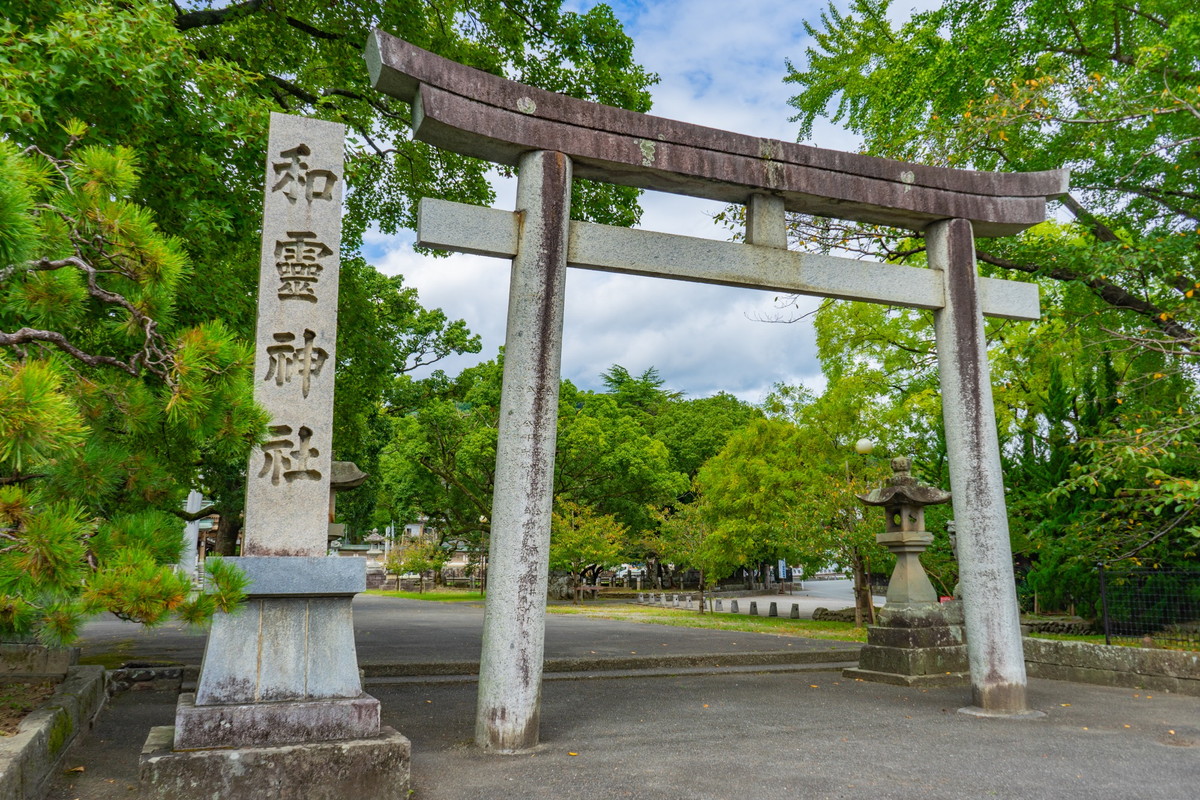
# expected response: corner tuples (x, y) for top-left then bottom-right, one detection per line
(3, 0), (654, 548)
(650, 392), (762, 482)
(696, 387), (894, 625)
(549, 499), (624, 602)
(655, 496), (741, 613)
(783, 0), (1200, 605)
(379, 359), (688, 570)
(386, 543), (448, 593)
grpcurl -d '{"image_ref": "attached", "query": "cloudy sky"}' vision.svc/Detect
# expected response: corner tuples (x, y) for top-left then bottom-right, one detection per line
(362, 1), (930, 402)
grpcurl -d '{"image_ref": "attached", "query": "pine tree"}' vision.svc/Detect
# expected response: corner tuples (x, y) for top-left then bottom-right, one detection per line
(0, 132), (253, 644)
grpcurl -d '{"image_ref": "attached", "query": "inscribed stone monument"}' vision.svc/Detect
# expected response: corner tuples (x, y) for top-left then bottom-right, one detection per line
(140, 113), (409, 800)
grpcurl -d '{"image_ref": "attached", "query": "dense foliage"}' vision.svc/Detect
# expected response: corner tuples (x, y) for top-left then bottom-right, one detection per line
(783, 0), (1200, 608)
(0, 0), (655, 639)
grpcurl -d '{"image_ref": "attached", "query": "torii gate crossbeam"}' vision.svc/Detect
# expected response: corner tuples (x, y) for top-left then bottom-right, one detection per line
(367, 31), (1068, 751)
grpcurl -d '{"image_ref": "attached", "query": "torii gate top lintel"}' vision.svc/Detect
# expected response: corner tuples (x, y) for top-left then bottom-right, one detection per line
(367, 30), (1068, 237)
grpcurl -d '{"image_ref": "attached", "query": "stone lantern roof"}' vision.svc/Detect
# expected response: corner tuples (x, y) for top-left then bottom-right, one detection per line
(857, 457), (951, 508)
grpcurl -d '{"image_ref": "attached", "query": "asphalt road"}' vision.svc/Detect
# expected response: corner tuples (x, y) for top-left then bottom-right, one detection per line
(48, 662), (1200, 800)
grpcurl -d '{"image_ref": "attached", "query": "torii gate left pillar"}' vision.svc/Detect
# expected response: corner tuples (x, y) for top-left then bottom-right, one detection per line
(476, 150), (572, 751)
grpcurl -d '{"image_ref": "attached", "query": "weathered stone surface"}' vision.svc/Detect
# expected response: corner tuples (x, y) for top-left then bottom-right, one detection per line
(193, 597), (362, 706)
(223, 556), (366, 596)
(329, 460), (368, 489)
(140, 725), (410, 800)
(173, 692), (381, 749)
(367, 32), (1067, 237)
(867, 624), (965, 650)
(0, 645), (77, 680)
(930, 219), (1029, 714)
(1023, 638), (1200, 694)
(858, 643), (969, 675)
(877, 602), (964, 628)
(243, 112), (345, 558)
(745, 194), (786, 248)
(475, 150), (571, 754)
(416, 198), (1042, 321)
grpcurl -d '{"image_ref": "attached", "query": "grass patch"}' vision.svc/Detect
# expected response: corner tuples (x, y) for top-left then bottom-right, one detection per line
(547, 602), (867, 643)
(365, 589), (486, 602)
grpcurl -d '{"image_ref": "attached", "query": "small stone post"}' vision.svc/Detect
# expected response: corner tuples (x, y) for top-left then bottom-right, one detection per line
(475, 150), (571, 753)
(929, 219), (1035, 716)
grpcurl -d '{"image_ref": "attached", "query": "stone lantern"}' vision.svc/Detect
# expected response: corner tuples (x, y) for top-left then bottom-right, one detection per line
(856, 456), (950, 607)
(364, 530), (386, 557)
(845, 456), (969, 687)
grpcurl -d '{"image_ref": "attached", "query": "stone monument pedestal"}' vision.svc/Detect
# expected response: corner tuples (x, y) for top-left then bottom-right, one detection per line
(844, 602), (970, 687)
(139, 557), (411, 799)
(140, 725), (410, 800)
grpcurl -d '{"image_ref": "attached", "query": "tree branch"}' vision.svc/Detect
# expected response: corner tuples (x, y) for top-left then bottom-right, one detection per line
(1058, 194), (1120, 242)
(0, 473), (47, 486)
(975, 250), (1197, 346)
(0, 327), (146, 375)
(171, 505), (217, 523)
(174, 0), (264, 31)
(1117, 4), (1167, 28)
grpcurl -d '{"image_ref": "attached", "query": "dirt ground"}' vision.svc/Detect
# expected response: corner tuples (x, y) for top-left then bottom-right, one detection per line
(0, 680), (57, 735)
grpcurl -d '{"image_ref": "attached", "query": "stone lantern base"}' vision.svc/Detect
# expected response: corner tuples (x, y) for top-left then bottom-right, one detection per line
(844, 601), (970, 687)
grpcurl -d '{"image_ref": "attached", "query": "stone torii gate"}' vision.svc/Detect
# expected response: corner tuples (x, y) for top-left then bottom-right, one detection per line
(367, 32), (1069, 751)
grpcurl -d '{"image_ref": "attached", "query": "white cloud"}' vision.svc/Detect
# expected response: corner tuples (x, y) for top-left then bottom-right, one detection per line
(370, 1), (870, 401)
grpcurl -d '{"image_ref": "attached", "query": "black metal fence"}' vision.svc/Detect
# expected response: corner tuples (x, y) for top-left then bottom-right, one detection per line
(1096, 566), (1200, 649)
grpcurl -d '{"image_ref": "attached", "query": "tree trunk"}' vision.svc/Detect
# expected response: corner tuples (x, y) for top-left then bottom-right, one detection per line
(850, 549), (873, 627)
(212, 512), (241, 556)
(697, 568), (705, 614)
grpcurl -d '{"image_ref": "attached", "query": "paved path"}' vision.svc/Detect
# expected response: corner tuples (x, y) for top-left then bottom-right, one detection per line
(49, 662), (1200, 800)
(50, 591), (1200, 799)
(74, 593), (860, 673)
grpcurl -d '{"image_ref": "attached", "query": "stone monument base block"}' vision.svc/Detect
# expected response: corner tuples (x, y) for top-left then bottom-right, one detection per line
(845, 602), (970, 687)
(173, 691), (381, 749)
(140, 725), (411, 800)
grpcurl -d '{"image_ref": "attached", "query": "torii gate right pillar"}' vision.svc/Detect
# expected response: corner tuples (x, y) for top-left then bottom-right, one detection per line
(930, 219), (1039, 717)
